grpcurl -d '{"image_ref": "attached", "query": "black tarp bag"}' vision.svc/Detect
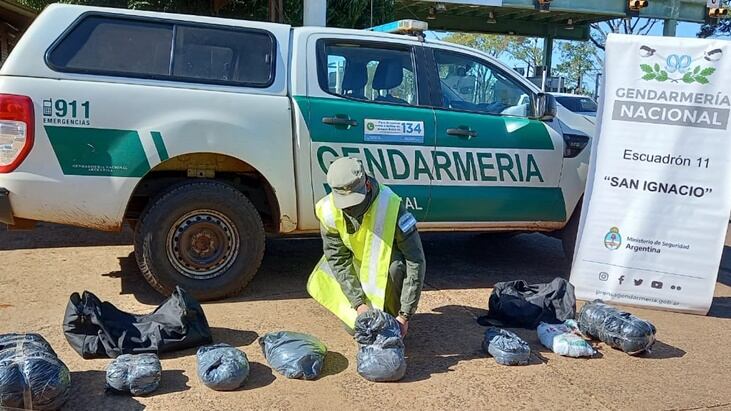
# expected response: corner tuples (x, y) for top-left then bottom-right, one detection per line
(0, 333), (71, 410)
(477, 278), (576, 329)
(63, 286), (213, 359)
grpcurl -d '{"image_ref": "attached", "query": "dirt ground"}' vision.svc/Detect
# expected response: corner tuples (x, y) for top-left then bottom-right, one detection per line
(1, 224), (730, 411)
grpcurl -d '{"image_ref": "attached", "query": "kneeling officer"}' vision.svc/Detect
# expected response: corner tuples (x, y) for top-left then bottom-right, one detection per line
(307, 157), (426, 336)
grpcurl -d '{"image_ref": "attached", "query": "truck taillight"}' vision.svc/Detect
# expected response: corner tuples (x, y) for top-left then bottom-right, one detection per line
(0, 94), (34, 173)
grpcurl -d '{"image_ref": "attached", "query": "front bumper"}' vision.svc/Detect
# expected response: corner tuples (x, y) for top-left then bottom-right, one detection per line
(0, 188), (13, 225)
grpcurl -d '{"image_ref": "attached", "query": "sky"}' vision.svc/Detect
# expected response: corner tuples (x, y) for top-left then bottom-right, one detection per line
(651, 21), (702, 37)
(429, 20), (704, 67)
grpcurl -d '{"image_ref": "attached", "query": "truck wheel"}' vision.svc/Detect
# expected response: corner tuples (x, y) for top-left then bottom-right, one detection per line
(561, 200), (582, 262)
(134, 180), (265, 301)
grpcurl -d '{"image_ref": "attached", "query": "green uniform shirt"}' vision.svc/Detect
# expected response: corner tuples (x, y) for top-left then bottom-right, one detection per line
(320, 182), (426, 319)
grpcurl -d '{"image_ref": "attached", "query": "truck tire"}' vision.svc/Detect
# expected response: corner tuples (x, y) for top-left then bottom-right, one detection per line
(561, 200), (582, 262)
(134, 180), (265, 301)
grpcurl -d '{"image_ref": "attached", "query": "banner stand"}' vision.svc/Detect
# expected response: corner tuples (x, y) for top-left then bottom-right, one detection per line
(570, 34), (731, 315)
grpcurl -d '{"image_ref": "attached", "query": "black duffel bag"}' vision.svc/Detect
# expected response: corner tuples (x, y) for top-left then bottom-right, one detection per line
(477, 278), (576, 329)
(63, 286), (212, 359)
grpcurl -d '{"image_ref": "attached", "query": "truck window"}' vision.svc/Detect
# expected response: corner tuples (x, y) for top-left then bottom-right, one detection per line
(435, 49), (532, 117)
(319, 42), (417, 106)
(554, 95), (598, 114)
(48, 15), (275, 87)
(172, 26), (273, 85)
(48, 16), (173, 76)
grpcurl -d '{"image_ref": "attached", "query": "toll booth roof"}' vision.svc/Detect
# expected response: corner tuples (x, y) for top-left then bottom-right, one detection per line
(396, 0), (712, 40)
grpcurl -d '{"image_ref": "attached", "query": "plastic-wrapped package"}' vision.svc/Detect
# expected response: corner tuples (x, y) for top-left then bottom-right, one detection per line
(537, 320), (595, 358)
(197, 344), (250, 391)
(105, 353), (161, 396)
(354, 310), (406, 382)
(481, 327), (530, 366)
(259, 332), (327, 380)
(0, 333), (71, 410)
(577, 300), (656, 355)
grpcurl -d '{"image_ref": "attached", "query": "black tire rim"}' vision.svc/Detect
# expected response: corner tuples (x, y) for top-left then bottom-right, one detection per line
(166, 209), (240, 280)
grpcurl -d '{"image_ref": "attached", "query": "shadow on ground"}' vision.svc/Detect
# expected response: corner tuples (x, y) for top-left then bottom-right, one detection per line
(4, 225), (730, 317)
(67, 369), (189, 410)
(640, 340), (686, 359)
(320, 351), (349, 378)
(158, 328), (258, 360)
(718, 247), (731, 288)
(402, 304), (490, 382)
(0, 223), (133, 251)
(708, 297), (731, 319)
(210, 327), (259, 348)
(100, 232), (573, 306)
(243, 362), (276, 390)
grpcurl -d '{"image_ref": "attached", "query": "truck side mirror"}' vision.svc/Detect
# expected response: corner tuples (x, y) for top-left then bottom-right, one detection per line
(535, 93), (557, 121)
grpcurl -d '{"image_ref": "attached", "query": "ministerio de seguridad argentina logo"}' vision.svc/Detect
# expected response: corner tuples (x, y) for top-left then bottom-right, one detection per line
(604, 227), (622, 250)
(638, 45), (722, 84)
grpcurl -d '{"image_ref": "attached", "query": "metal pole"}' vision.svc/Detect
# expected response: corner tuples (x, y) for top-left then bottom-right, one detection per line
(370, 0), (374, 27)
(304, 0), (327, 27)
(663, 0), (680, 36)
(541, 68), (547, 91)
(543, 36), (554, 79)
(663, 19), (678, 36)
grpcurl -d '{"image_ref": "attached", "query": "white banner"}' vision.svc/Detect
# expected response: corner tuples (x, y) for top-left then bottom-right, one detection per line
(570, 34), (731, 315)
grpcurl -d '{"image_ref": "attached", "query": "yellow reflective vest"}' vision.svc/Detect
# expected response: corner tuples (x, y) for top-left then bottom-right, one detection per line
(307, 185), (401, 328)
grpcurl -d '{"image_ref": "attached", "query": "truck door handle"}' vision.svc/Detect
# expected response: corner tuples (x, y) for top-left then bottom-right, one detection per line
(322, 116), (358, 127)
(446, 127), (478, 138)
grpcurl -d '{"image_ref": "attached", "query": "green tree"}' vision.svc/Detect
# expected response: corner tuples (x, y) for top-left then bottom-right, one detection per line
(17, 0), (394, 27)
(326, 0), (393, 28)
(590, 18), (659, 50)
(555, 40), (599, 93)
(699, 19), (731, 38)
(441, 32), (514, 58)
(441, 33), (545, 76)
(507, 37), (543, 76)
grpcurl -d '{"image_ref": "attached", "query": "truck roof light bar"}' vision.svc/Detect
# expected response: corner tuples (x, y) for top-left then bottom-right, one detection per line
(368, 20), (428, 37)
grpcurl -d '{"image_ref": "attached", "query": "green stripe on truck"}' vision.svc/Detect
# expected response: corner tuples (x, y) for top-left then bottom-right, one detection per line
(294, 96), (555, 150)
(425, 185), (566, 222)
(151, 131), (169, 161)
(45, 126), (150, 177)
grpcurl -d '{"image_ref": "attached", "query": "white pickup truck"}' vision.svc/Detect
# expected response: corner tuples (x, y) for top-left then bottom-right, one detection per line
(0, 5), (593, 300)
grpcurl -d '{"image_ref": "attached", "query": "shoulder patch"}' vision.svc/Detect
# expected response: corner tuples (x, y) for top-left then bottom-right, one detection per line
(398, 212), (417, 233)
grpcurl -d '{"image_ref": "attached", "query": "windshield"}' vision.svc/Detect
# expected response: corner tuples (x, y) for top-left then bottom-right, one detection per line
(434, 49), (533, 117)
(555, 96), (598, 114)
(439, 78), (531, 117)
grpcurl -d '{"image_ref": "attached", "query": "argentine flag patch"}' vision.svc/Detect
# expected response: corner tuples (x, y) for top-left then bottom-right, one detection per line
(398, 212), (417, 233)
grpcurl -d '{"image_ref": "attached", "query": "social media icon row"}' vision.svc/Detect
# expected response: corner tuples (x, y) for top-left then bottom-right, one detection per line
(598, 272), (681, 291)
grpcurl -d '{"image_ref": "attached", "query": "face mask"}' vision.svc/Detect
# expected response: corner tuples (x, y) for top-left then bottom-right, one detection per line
(343, 187), (372, 218)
